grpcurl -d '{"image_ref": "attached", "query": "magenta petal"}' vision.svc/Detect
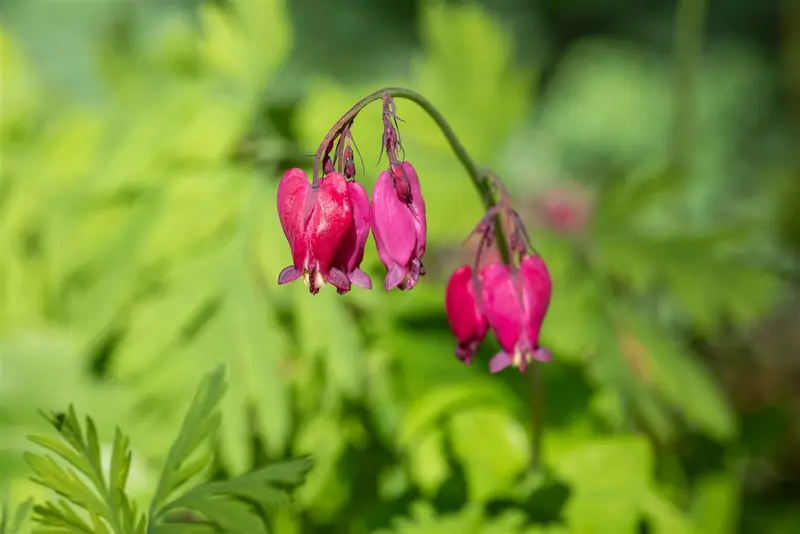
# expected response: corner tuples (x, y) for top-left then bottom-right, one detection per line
(308, 172), (353, 274)
(384, 264), (407, 291)
(489, 352), (514, 373)
(327, 267), (351, 292)
(445, 266), (488, 362)
(533, 346), (552, 362)
(520, 255), (553, 350)
(372, 170), (416, 282)
(393, 162), (427, 258)
(347, 181), (371, 271)
(350, 268), (372, 289)
(277, 169), (312, 270)
(278, 266), (302, 285)
(479, 262), (523, 354)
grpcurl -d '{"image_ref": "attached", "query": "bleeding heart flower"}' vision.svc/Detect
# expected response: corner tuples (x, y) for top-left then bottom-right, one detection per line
(479, 254), (553, 373)
(371, 161), (427, 291)
(277, 169), (354, 294)
(445, 265), (489, 364)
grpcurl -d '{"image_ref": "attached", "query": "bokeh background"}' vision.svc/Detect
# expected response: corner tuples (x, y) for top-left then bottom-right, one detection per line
(1, 0), (799, 532)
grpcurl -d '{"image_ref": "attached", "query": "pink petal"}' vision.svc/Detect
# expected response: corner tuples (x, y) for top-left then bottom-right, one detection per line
(445, 266), (488, 361)
(533, 346), (552, 362)
(519, 255), (552, 349)
(334, 181), (371, 276)
(479, 262), (523, 354)
(277, 168), (313, 269)
(371, 170), (416, 283)
(349, 268), (372, 289)
(489, 352), (514, 373)
(393, 162), (427, 258)
(278, 265), (303, 285)
(308, 172), (353, 274)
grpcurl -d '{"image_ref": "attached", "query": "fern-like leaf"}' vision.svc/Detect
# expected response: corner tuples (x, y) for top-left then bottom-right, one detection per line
(24, 407), (146, 534)
(146, 366), (313, 534)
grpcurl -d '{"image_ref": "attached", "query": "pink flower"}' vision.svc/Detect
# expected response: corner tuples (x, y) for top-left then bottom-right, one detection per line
(444, 255), (552, 373)
(445, 265), (489, 364)
(480, 255), (553, 373)
(371, 162), (427, 291)
(277, 169), (356, 294)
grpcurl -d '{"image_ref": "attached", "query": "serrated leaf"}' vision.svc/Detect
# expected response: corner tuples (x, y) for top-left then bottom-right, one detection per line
(25, 405), (144, 534)
(156, 458), (312, 532)
(150, 367), (226, 514)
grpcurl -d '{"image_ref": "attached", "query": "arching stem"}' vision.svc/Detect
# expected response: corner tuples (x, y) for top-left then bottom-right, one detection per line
(313, 87), (509, 263)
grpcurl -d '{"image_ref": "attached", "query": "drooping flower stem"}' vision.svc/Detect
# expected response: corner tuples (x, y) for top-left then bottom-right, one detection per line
(313, 87), (510, 264)
(314, 87), (544, 470)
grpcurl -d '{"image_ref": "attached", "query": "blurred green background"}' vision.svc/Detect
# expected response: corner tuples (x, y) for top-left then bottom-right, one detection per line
(1, 0), (799, 532)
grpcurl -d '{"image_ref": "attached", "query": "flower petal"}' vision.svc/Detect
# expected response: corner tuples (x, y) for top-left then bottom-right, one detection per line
(277, 168), (312, 269)
(445, 265), (488, 362)
(308, 172), (353, 274)
(489, 351), (514, 373)
(371, 169), (417, 284)
(520, 254), (552, 349)
(480, 262), (523, 354)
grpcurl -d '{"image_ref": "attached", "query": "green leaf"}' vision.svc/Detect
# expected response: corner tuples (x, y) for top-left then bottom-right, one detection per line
(554, 436), (653, 534)
(25, 405), (145, 534)
(152, 458), (312, 534)
(620, 308), (736, 440)
(399, 382), (519, 446)
(1, 500), (32, 534)
(448, 407), (530, 502)
(407, 428), (449, 497)
(148, 366), (311, 533)
(149, 366), (226, 514)
(690, 473), (740, 534)
(292, 412), (348, 519)
(642, 488), (696, 534)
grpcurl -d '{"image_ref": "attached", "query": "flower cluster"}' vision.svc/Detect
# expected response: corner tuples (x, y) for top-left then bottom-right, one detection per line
(275, 91), (552, 374)
(277, 101), (426, 294)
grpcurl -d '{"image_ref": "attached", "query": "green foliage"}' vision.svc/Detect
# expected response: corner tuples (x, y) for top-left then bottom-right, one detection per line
(0, 501), (32, 534)
(18, 366), (310, 534)
(0, 0), (793, 533)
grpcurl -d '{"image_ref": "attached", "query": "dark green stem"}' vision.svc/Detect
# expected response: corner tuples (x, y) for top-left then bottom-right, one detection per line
(313, 87), (509, 263)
